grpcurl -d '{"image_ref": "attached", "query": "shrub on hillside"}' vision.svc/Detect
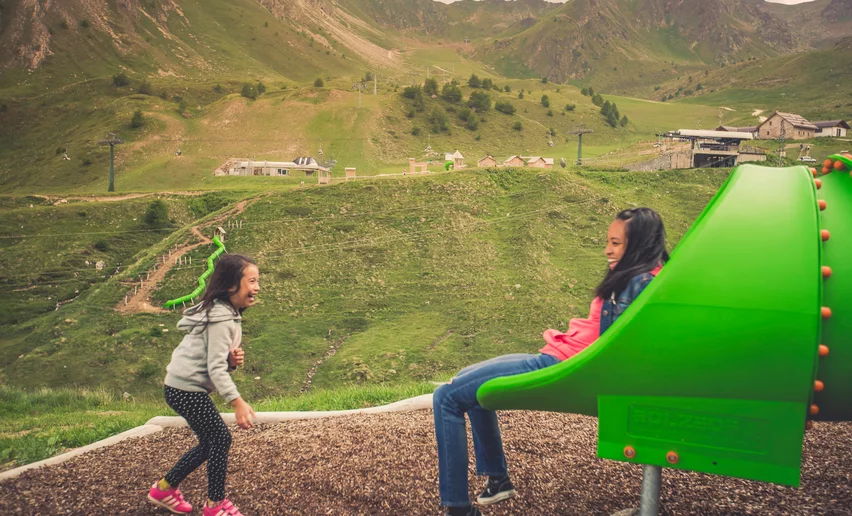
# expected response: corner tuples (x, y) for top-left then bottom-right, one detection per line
(468, 91), (491, 112)
(512, 121), (523, 131)
(143, 200), (171, 228)
(504, 85), (511, 93)
(468, 74), (481, 88)
(564, 103), (575, 111)
(256, 82), (266, 94)
(402, 85), (420, 99)
(495, 101), (516, 115)
(241, 84), (257, 99)
(423, 78), (439, 96)
(313, 78), (324, 87)
(428, 107), (450, 133)
(466, 114), (479, 131)
(138, 81), (152, 95)
(130, 110), (145, 129)
(112, 73), (130, 87)
(481, 78), (493, 90)
(441, 83), (462, 103)
(540, 95), (550, 108)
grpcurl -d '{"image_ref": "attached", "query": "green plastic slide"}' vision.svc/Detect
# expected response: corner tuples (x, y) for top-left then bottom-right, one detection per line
(477, 159), (852, 487)
(164, 235), (226, 308)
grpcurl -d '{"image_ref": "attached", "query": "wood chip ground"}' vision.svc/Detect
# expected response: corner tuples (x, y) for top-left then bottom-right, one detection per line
(1, 412), (849, 515)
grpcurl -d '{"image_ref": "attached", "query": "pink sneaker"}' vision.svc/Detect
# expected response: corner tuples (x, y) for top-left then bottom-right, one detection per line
(147, 483), (193, 514)
(203, 499), (244, 516)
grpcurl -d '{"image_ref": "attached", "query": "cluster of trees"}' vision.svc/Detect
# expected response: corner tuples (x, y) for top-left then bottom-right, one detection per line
(601, 101), (628, 128)
(240, 81), (266, 99)
(582, 86), (628, 127)
(402, 77), (506, 133)
(467, 74), (506, 92)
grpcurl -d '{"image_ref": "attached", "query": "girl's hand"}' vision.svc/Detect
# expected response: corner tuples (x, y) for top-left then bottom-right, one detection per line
(228, 348), (245, 368)
(231, 398), (255, 429)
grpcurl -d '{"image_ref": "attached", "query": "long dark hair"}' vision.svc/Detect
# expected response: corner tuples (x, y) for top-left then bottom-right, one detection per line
(595, 208), (668, 300)
(198, 253), (257, 316)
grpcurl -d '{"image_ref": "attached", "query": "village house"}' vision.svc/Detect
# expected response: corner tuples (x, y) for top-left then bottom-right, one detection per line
(503, 155), (525, 167)
(757, 112), (817, 140)
(813, 120), (850, 138)
(526, 157), (554, 169)
(218, 157), (329, 177)
(477, 155), (498, 168)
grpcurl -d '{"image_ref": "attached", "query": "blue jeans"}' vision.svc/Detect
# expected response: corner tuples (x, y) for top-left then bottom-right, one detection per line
(433, 353), (560, 507)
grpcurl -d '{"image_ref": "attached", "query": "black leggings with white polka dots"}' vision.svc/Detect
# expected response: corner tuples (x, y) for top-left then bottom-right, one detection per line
(163, 386), (232, 502)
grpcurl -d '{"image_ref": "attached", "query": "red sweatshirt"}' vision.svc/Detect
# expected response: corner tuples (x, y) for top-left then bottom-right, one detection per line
(540, 265), (661, 361)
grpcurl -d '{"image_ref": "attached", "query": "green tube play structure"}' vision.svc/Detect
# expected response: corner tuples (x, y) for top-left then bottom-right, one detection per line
(164, 235), (226, 309)
(478, 155), (852, 488)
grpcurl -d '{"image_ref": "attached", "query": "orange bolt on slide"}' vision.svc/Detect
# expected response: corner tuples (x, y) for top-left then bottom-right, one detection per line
(623, 446), (636, 459)
(818, 200), (827, 210)
(815, 179), (822, 189)
(810, 404), (820, 416)
(666, 451), (679, 464)
(822, 306), (832, 318)
(822, 266), (832, 278)
(815, 380), (824, 392)
(821, 230), (831, 241)
(819, 344), (830, 357)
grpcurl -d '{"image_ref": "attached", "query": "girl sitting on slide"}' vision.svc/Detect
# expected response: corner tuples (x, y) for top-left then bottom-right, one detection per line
(433, 208), (668, 516)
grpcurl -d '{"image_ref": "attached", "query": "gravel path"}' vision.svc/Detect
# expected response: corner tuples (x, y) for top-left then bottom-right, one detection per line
(1, 412), (849, 515)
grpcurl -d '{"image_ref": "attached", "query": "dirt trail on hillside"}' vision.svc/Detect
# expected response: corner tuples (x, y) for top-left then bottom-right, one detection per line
(0, 412), (849, 514)
(115, 200), (250, 315)
(39, 192), (204, 203)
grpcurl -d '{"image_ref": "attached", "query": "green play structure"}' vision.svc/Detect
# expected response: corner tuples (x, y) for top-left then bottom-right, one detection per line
(163, 235), (226, 309)
(478, 155), (852, 500)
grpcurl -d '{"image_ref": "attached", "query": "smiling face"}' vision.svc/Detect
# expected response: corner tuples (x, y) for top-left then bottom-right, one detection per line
(228, 264), (260, 309)
(604, 218), (627, 269)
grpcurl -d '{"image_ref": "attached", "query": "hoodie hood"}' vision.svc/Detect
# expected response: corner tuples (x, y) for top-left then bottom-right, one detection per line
(177, 299), (240, 333)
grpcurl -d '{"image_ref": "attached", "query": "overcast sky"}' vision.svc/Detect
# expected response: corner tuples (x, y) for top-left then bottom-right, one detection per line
(432, 0), (817, 4)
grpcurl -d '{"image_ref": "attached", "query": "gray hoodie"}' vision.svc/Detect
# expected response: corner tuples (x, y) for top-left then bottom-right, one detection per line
(164, 299), (242, 403)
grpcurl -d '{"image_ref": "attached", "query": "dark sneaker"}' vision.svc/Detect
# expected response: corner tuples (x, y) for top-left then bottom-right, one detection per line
(476, 476), (516, 506)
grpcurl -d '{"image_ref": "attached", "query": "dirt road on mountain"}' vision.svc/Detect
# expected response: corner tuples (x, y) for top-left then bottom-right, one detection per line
(115, 200), (250, 314)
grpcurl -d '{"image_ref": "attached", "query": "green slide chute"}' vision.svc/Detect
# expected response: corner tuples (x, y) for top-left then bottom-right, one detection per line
(164, 235), (226, 308)
(478, 160), (852, 487)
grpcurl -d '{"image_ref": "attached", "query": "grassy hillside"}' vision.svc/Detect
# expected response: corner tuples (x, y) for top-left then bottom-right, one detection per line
(668, 40), (852, 123)
(0, 64), (725, 194)
(476, 0), (800, 91)
(0, 168), (729, 398)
